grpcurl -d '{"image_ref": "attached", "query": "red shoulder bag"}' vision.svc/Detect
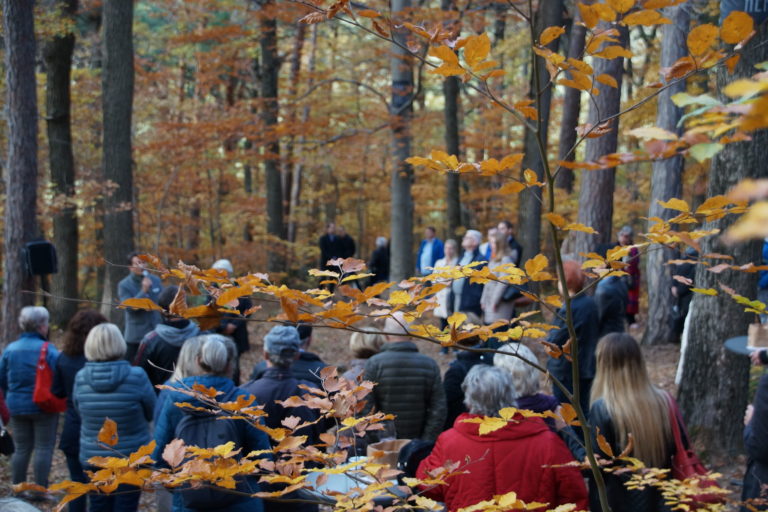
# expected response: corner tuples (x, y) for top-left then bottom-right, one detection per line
(33, 342), (66, 414)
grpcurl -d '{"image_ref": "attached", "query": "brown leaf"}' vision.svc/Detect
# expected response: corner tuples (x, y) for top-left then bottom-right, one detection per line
(169, 286), (187, 316)
(119, 298), (163, 312)
(559, 403), (580, 426)
(98, 418), (119, 447)
(596, 429), (615, 458)
(162, 439), (186, 467)
(280, 296), (300, 323)
(216, 285), (253, 307)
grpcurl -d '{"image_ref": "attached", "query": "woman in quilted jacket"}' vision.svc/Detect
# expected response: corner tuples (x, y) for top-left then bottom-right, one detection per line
(74, 323), (156, 512)
(416, 365), (587, 511)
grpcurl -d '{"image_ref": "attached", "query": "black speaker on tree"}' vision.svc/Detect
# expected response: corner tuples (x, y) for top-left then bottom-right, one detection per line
(24, 240), (58, 275)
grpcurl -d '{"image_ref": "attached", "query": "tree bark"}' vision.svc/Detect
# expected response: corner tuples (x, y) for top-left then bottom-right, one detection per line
(518, 0), (564, 262)
(677, 26), (768, 454)
(442, 0), (461, 239)
(101, 0), (135, 323)
(643, 4), (689, 346)
(44, 0), (79, 328)
(571, 26), (628, 256)
(2, 0), (39, 344)
(260, 0), (284, 272)
(555, 19), (587, 193)
(389, 0), (415, 283)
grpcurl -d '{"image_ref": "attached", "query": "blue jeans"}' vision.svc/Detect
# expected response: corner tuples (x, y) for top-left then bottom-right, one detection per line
(65, 452), (87, 512)
(9, 412), (59, 487)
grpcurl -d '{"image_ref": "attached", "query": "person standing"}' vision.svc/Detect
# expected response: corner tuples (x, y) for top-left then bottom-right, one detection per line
(250, 324), (328, 387)
(318, 222), (343, 267)
(744, 351), (768, 510)
(0, 307), (60, 495)
(74, 323), (156, 512)
(617, 226), (640, 327)
(337, 225), (356, 259)
(497, 220), (523, 266)
(368, 236), (390, 285)
(480, 231), (518, 324)
(416, 226), (445, 276)
(51, 310), (107, 512)
(432, 239), (459, 330)
(210, 259), (253, 384)
(118, 251), (163, 362)
(450, 230), (486, 318)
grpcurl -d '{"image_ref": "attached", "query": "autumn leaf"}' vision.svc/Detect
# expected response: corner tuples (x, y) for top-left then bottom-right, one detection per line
(690, 287), (718, 296)
(564, 223), (598, 234)
(216, 285), (253, 306)
(596, 73), (619, 88)
(720, 11), (754, 45)
(657, 198), (690, 212)
(356, 8), (380, 18)
(622, 9), (670, 26)
(597, 430), (615, 457)
(559, 403), (581, 426)
(687, 24), (718, 56)
(525, 254), (549, 276)
(498, 182), (526, 195)
(540, 26), (565, 46)
(163, 439), (186, 467)
(98, 418), (119, 447)
(463, 33), (491, 69)
(169, 286), (187, 316)
(592, 45), (633, 59)
(544, 213), (567, 228)
(627, 126), (678, 140)
(119, 298), (163, 311)
(461, 415), (508, 435)
(608, 0), (634, 13)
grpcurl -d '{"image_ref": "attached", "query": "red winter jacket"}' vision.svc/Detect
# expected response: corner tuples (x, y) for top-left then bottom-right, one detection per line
(416, 412), (588, 511)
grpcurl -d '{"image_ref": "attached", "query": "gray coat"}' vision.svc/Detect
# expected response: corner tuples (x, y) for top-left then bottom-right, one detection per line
(73, 360), (156, 464)
(118, 272), (162, 344)
(480, 256), (516, 324)
(362, 341), (446, 441)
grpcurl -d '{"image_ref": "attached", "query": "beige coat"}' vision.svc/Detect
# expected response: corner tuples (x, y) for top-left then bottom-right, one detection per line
(481, 256), (515, 324)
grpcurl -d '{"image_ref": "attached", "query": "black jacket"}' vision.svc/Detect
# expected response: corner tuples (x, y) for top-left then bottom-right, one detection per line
(443, 351), (484, 430)
(744, 373), (768, 508)
(546, 294), (600, 381)
(52, 353), (87, 455)
(589, 399), (673, 512)
(319, 233), (344, 267)
(135, 319), (200, 389)
(595, 276), (628, 337)
(369, 246), (390, 284)
(453, 248), (487, 318)
(217, 297), (253, 355)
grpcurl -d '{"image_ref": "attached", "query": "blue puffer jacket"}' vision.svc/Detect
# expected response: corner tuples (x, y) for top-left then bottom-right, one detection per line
(0, 332), (59, 416)
(73, 360), (155, 464)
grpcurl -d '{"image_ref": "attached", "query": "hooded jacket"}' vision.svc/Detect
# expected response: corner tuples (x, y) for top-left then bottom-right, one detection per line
(0, 332), (60, 416)
(135, 320), (200, 389)
(73, 360), (156, 464)
(416, 413), (588, 511)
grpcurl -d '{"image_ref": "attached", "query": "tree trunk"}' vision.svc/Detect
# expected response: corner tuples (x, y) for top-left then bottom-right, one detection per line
(261, 0), (284, 272)
(44, 0), (79, 329)
(571, 26), (628, 256)
(643, 4), (689, 346)
(101, 0), (135, 323)
(282, 22), (306, 224)
(442, 0), (461, 239)
(389, 0), (415, 283)
(2, 0), (39, 344)
(518, 0), (564, 262)
(677, 26), (768, 454)
(555, 19), (587, 193)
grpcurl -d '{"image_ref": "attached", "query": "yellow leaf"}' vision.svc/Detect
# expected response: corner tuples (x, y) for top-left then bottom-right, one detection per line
(690, 287), (718, 296)
(500, 153), (524, 169)
(720, 11), (754, 45)
(596, 73), (619, 88)
(628, 126), (678, 140)
(687, 24), (718, 56)
(523, 168), (539, 185)
(608, 0), (634, 13)
(565, 223), (598, 234)
(544, 213), (567, 228)
(98, 418), (119, 447)
(579, 3), (599, 29)
(447, 311), (467, 328)
(723, 79), (768, 98)
(525, 254), (549, 276)
(388, 290), (411, 305)
(657, 198), (690, 212)
(593, 45), (633, 59)
(540, 26), (565, 46)
(461, 416), (508, 435)
(216, 285), (253, 306)
(430, 64), (465, 77)
(429, 45), (459, 66)
(593, 3), (617, 21)
(544, 295), (563, 307)
(622, 9), (670, 26)
(464, 33), (491, 69)
(118, 298), (163, 312)
(498, 182), (526, 195)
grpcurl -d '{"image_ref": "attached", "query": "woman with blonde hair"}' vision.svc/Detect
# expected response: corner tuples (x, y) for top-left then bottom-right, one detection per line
(480, 231), (517, 324)
(342, 330), (385, 381)
(588, 332), (675, 512)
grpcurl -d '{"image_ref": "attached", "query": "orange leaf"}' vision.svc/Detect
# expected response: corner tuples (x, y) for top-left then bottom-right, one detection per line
(720, 11), (754, 45)
(357, 8), (380, 18)
(597, 430), (615, 457)
(559, 403), (581, 426)
(540, 26), (565, 46)
(596, 73), (619, 88)
(281, 296), (300, 323)
(169, 286), (187, 316)
(98, 418), (119, 447)
(119, 298), (163, 312)
(578, 3), (599, 29)
(622, 9), (670, 26)
(687, 24), (718, 56)
(216, 285), (253, 307)
(607, 0), (634, 13)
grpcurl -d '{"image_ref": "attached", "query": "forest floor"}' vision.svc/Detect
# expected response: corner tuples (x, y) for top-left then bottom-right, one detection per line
(0, 304), (750, 510)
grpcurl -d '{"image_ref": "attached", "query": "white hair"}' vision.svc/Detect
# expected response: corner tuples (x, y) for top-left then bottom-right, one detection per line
(84, 323), (126, 362)
(464, 229), (482, 244)
(462, 365), (518, 416)
(198, 335), (232, 376)
(171, 336), (206, 381)
(18, 306), (49, 333)
(375, 236), (388, 248)
(494, 344), (542, 397)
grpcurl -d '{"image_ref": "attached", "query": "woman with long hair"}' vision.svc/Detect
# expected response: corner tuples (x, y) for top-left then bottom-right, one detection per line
(589, 332), (674, 512)
(432, 239), (459, 329)
(480, 231), (516, 324)
(52, 310), (107, 512)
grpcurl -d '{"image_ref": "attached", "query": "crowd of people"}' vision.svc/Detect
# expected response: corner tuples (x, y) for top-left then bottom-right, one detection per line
(0, 230), (765, 512)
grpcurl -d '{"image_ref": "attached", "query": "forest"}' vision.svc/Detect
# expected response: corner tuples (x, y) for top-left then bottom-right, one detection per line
(1, 0), (768, 510)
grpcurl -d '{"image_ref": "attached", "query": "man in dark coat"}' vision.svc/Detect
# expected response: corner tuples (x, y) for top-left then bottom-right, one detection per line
(594, 244), (628, 337)
(242, 326), (320, 512)
(318, 222), (344, 268)
(368, 236), (390, 285)
(337, 225), (356, 259)
(362, 314), (446, 441)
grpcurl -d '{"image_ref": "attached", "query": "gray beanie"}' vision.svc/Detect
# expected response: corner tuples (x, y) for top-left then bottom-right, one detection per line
(264, 325), (300, 357)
